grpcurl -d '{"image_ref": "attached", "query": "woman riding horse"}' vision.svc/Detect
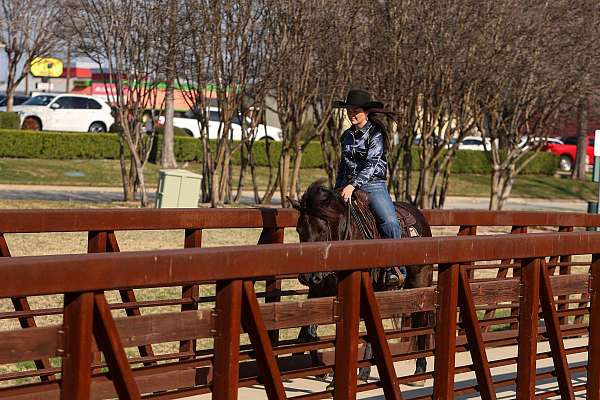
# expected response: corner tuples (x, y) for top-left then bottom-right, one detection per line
(333, 88), (404, 287)
(289, 89), (434, 384)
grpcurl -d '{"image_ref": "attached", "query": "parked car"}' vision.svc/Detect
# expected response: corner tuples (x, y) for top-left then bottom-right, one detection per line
(413, 134), (456, 148)
(458, 136), (491, 151)
(545, 135), (594, 172)
(518, 136), (563, 151)
(12, 94), (114, 132)
(157, 107), (282, 141)
(0, 94), (31, 109)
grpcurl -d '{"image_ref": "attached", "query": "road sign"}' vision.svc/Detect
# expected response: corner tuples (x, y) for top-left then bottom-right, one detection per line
(35, 82), (53, 91)
(30, 57), (63, 78)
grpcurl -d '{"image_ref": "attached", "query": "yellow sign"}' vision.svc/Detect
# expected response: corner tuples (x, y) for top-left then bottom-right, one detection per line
(30, 57), (63, 78)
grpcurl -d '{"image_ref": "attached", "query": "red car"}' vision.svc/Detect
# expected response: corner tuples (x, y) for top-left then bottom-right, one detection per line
(545, 136), (594, 172)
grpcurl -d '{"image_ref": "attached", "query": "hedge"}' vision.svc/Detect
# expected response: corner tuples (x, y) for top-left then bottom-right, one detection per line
(0, 128), (558, 174)
(449, 149), (559, 175)
(0, 112), (20, 129)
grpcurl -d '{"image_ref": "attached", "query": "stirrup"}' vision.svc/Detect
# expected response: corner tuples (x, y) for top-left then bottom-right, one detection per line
(384, 270), (401, 287)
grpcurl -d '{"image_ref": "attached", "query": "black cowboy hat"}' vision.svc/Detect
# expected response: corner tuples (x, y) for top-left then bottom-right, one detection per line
(333, 88), (383, 109)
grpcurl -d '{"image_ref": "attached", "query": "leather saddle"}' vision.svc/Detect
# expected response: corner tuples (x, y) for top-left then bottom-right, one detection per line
(352, 190), (420, 238)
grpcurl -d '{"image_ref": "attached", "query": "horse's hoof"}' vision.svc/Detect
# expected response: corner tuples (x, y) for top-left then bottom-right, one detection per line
(406, 379), (426, 387)
(315, 373), (330, 381)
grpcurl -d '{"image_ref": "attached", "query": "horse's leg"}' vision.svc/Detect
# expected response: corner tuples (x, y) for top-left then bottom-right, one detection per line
(404, 264), (434, 387)
(408, 310), (430, 387)
(295, 283), (330, 379)
(357, 342), (372, 382)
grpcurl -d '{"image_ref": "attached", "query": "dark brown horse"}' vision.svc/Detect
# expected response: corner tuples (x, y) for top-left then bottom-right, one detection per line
(289, 179), (434, 384)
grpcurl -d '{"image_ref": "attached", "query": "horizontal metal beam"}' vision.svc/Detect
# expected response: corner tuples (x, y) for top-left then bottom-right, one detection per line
(1, 208), (600, 234)
(1, 231), (599, 297)
(0, 208), (297, 233)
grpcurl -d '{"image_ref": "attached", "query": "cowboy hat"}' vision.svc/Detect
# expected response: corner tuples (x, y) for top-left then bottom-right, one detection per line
(333, 88), (383, 109)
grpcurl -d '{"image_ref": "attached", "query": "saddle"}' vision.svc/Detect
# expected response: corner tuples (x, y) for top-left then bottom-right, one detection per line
(351, 190), (420, 239)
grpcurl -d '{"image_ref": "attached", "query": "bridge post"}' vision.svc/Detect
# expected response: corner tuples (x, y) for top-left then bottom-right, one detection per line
(334, 270), (361, 399)
(516, 258), (541, 399)
(433, 263), (460, 400)
(212, 279), (243, 399)
(60, 291), (94, 400)
(588, 253), (600, 400)
(181, 228), (203, 358)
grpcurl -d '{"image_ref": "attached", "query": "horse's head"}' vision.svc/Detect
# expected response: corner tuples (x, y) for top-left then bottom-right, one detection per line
(289, 180), (347, 242)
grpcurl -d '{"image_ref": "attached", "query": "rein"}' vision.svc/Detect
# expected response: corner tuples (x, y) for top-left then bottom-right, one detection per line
(348, 199), (374, 240)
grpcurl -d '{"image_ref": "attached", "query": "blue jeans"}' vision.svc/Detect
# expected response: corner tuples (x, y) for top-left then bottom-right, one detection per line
(360, 180), (406, 278)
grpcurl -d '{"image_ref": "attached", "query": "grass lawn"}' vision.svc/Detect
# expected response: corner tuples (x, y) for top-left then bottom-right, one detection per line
(0, 157), (598, 201)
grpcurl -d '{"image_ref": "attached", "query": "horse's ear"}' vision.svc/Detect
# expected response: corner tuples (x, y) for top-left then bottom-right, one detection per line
(287, 196), (301, 210)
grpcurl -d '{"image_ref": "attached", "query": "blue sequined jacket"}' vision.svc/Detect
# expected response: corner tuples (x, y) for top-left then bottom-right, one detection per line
(335, 121), (388, 189)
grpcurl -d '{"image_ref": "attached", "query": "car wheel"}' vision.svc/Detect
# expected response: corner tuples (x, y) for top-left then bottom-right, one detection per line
(22, 117), (41, 131)
(559, 155), (573, 172)
(88, 122), (107, 133)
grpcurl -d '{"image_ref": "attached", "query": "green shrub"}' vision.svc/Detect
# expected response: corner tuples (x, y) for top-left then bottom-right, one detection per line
(450, 149), (558, 175)
(451, 150), (491, 174)
(0, 129), (121, 159)
(0, 129), (558, 175)
(0, 112), (21, 129)
(517, 152), (559, 175)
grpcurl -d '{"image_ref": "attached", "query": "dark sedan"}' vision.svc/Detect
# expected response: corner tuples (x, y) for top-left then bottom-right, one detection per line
(0, 94), (31, 108)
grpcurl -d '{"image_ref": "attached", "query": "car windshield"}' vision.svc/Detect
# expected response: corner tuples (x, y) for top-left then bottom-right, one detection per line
(22, 95), (56, 106)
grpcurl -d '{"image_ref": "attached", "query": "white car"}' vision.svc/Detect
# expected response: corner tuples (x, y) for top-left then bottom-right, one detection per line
(518, 136), (563, 150)
(13, 94), (114, 132)
(458, 136), (491, 151)
(158, 107), (282, 141)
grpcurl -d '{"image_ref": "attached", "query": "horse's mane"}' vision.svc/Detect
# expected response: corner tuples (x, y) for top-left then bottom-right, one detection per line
(298, 179), (346, 222)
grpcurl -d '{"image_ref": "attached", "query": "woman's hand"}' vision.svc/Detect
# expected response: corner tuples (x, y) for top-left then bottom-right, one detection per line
(341, 184), (355, 202)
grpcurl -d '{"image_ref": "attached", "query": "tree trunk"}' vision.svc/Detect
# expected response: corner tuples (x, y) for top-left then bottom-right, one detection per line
(117, 137), (134, 201)
(5, 56), (17, 113)
(288, 141), (303, 201)
(133, 155), (149, 207)
(5, 87), (15, 113)
(210, 140), (226, 207)
(161, 78), (178, 168)
(572, 97), (588, 180)
(201, 135), (212, 203)
(279, 146), (291, 207)
(489, 170), (501, 211)
(234, 143), (248, 203)
(489, 168), (514, 211)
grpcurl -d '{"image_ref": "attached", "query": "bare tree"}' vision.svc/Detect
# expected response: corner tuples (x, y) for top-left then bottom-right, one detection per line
(158, 0), (182, 169)
(260, 0), (329, 206)
(178, 0), (271, 207)
(0, 0), (61, 112)
(66, 0), (166, 206)
(469, 0), (593, 210)
(359, 0), (481, 208)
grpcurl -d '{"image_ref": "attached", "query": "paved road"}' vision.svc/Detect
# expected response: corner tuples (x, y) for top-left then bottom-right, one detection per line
(0, 184), (591, 213)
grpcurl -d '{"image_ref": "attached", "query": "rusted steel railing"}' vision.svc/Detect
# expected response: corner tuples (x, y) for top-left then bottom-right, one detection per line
(0, 228), (598, 399)
(1, 208), (599, 399)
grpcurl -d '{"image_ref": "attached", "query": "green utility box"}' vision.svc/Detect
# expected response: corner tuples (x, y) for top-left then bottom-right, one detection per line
(155, 169), (202, 208)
